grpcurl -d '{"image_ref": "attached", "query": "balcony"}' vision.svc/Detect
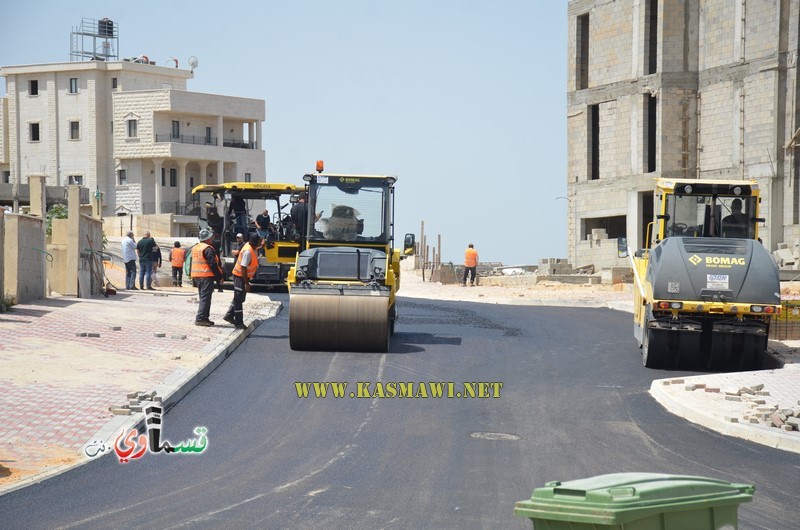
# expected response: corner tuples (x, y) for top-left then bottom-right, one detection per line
(141, 201), (201, 216)
(155, 134), (258, 150)
(155, 134), (217, 146)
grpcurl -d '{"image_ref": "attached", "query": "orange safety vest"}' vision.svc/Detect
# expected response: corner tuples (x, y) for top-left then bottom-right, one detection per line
(170, 247), (186, 268)
(232, 243), (259, 279)
(191, 243), (216, 278)
(464, 248), (478, 267)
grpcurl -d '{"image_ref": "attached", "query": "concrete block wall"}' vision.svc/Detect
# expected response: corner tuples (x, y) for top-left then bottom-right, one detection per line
(0, 97), (7, 165)
(3, 213), (46, 303)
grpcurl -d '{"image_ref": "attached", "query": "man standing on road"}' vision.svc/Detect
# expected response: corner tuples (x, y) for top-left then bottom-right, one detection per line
(192, 228), (224, 326)
(223, 234), (263, 330)
(136, 231), (157, 290)
(462, 243), (479, 287)
(121, 231), (137, 290)
(169, 241), (186, 287)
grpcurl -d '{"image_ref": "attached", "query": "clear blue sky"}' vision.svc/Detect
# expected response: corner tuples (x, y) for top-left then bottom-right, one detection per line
(0, 1), (568, 265)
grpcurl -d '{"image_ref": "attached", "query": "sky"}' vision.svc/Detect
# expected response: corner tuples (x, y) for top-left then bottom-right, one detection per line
(0, 1), (568, 265)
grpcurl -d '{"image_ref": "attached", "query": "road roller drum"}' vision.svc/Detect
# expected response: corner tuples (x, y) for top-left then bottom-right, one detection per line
(290, 289), (391, 352)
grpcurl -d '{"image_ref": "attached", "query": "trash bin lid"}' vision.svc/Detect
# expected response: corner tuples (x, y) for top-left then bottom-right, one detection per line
(514, 473), (754, 526)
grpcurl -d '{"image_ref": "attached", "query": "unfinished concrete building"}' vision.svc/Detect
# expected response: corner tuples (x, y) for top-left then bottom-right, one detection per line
(566, 0), (799, 269)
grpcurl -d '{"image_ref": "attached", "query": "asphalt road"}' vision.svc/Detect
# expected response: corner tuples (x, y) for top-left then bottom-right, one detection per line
(2, 296), (799, 529)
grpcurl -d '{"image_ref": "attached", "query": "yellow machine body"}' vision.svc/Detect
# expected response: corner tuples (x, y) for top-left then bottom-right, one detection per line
(287, 170), (413, 352)
(630, 179), (780, 370)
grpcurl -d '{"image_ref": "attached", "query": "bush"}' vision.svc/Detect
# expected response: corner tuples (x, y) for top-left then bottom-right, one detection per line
(46, 204), (69, 237)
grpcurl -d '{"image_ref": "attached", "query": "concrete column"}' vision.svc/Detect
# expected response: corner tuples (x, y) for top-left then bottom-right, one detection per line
(177, 161), (188, 210)
(256, 121), (262, 150)
(153, 159), (164, 214)
(28, 175), (47, 219)
(248, 122), (254, 148)
(217, 116), (224, 146)
(217, 160), (224, 184)
(65, 185), (81, 296)
(0, 209), (4, 299)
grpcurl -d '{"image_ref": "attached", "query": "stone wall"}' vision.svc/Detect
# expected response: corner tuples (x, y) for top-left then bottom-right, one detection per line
(3, 213), (46, 303)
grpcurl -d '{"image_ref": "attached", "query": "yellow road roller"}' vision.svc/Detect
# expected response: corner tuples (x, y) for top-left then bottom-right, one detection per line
(625, 179), (781, 370)
(287, 161), (415, 352)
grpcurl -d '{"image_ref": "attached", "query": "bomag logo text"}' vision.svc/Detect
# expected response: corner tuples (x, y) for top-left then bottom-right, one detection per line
(688, 254), (746, 268)
(705, 257), (745, 266)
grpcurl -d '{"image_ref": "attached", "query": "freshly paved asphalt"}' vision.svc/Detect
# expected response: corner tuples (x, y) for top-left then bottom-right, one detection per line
(1, 296), (798, 529)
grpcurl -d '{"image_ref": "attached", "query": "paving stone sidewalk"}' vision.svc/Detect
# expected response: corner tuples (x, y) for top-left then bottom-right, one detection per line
(0, 283), (280, 496)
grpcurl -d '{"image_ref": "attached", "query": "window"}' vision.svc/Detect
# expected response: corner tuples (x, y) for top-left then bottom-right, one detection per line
(244, 172), (252, 183)
(588, 104), (599, 180)
(169, 168), (177, 187)
(161, 168), (166, 187)
(68, 175), (83, 186)
(112, 77), (118, 89)
(582, 216), (626, 240)
(2, 171), (10, 184)
(205, 127), (212, 144)
(645, 94), (657, 173)
(645, 0), (659, 75)
(69, 121), (80, 140)
(127, 119), (138, 138)
(29, 80), (39, 96)
(118, 169), (127, 185)
(171, 120), (180, 139)
(576, 14), (590, 90)
(30, 123), (40, 142)
(69, 78), (78, 94)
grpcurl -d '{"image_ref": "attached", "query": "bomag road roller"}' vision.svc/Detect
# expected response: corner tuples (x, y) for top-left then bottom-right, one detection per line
(628, 179), (780, 370)
(287, 161), (415, 352)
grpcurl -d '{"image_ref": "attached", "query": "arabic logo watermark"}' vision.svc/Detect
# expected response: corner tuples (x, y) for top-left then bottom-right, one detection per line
(83, 403), (208, 463)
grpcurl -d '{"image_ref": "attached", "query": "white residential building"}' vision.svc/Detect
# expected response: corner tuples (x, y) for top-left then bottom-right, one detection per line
(0, 59), (265, 229)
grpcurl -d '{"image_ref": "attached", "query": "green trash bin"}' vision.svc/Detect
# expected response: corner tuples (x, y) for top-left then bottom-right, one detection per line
(514, 473), (754, 530)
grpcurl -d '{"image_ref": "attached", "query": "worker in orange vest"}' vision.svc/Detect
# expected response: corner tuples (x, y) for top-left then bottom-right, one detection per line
(170, 241), (187, 287)
(462, 243), (479, 287)
(192, 228), (224, 326)
(223, 233), (263, 329)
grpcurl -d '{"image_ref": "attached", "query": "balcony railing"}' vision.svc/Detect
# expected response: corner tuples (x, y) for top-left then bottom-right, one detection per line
(141, 201), (201, 216)
(222, 139), (257, 149)
(154, 134), (258, 150)
(155, 134), (217, 146)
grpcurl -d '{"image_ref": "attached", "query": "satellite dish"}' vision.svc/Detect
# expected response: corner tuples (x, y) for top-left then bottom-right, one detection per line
(188, 56), (199, 73)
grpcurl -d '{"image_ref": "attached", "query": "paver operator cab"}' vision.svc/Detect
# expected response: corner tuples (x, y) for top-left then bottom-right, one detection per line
(287, 161), (415, 353)
(624, 179), (780, 370)
(192, 182), (304, 288)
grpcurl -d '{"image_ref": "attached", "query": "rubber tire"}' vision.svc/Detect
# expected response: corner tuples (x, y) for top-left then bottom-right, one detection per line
(642, 319), (663, 369)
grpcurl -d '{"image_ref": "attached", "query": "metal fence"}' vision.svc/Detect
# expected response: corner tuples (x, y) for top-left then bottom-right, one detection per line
(155, 134), (217, 146)
(140, 201), (199, 216)
(769, 300), (800, 340)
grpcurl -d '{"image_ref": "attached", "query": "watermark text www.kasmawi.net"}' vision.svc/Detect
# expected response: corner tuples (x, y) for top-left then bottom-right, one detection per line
(295, 381), (503, 399)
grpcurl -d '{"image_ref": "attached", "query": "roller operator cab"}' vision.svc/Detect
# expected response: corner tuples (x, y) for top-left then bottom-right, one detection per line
(629, 179), (780, 370)
(287, 161), (415, 352)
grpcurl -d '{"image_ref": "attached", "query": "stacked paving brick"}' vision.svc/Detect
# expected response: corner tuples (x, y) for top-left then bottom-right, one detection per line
(666, 378), (800, 433)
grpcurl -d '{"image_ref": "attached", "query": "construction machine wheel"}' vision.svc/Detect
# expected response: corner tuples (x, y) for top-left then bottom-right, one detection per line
(289, 291), (391, 352)
(389, 303), (396, 335)
(737, 334), (766, 371)
(642, 317), (665, 369)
